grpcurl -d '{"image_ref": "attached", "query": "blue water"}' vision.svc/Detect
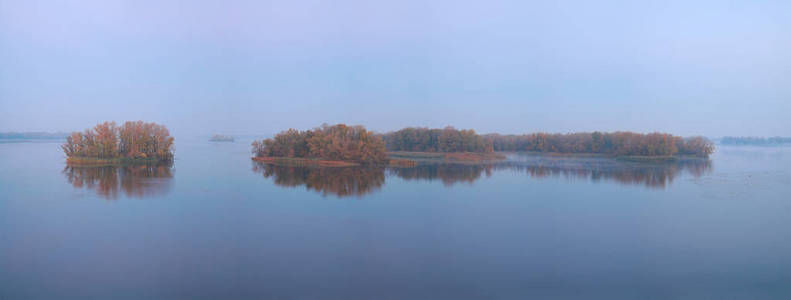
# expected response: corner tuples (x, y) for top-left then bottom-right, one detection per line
(1, 138), (790, 299)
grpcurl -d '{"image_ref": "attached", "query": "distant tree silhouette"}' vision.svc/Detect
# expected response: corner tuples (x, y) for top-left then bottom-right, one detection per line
(721, 136), (791, 146)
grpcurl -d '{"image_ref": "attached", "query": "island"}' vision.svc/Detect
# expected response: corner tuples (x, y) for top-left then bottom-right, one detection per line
(253, 125), (714, 167)
(62, 121), (175, 166)
(209, 134), (234, 142)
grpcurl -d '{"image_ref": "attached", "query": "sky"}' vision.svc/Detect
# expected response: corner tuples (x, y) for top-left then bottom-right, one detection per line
(0, 0), (789, 137)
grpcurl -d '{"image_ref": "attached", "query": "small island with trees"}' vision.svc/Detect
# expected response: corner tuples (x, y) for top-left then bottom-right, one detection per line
(209, 134), (234, 142)
(252, 124), (715, 167)
(62, 121), (175, 166)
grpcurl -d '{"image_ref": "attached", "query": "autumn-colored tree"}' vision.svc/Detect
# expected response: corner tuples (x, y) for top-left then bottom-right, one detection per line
(61, 132), (84, 157)
(93, 121), (119, 158)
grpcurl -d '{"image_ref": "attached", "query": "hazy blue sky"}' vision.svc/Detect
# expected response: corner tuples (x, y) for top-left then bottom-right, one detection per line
(1, 0), (789, 137)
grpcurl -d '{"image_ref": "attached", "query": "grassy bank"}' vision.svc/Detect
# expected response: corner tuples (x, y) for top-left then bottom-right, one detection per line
(388, 159), (418, 167)
(615, 155), (678, 163)
(253, 156), (421, 167)
(516, 152), (709, 162)
(66, 157), (171, 166)
(252, 156), (361, 167)
(386, 151), (506, 163)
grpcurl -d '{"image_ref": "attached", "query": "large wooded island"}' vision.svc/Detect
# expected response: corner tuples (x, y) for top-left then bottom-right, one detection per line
(252, 124), (715, 167)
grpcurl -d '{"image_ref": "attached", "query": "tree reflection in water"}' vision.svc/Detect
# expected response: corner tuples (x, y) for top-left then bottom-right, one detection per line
(504, 155), (712, 189)
(254, 157), (712, 197)
(388, 164), (494, 187)
(252, 162), (385, 197)
(63, 163), (174, 200)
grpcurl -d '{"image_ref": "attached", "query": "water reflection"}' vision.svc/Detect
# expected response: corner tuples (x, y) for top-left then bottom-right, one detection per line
(254, 156), (712, 197)
(388, 164), (494, 186)
(63, 164), (174, 200)
(252, 162), (385, 197)
(506, 157), (712, 189)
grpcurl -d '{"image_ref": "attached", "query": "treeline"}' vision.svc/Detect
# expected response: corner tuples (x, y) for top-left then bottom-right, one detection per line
(62, 121), (175, 161)
(252, 124), (387, 164)
(381, 127), (713, 157)
(484, 132), (714, 157)
(382, 127), (493, 153)
(721, 136), (791, 146)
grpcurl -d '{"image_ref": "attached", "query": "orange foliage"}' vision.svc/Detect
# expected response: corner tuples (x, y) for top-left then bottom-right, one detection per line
(62, 121), (174, 161)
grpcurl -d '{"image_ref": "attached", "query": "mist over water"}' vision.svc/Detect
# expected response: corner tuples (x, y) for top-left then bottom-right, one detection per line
(2, 138), (790, 298)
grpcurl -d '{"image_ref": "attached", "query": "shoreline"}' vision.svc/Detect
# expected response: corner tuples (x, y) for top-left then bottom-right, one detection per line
(253, 156), (420, 167)
(250, 151), (709, 169)
(512, 151), (710, 161)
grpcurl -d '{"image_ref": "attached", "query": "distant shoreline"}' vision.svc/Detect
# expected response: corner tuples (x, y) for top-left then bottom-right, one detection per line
(719, 136), (791, 146)
(0, 139), (63, 144)
(0, 132), (68, 140)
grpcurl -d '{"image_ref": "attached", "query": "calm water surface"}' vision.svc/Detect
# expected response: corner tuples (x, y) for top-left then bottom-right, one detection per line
(1, 138), (790, 299)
